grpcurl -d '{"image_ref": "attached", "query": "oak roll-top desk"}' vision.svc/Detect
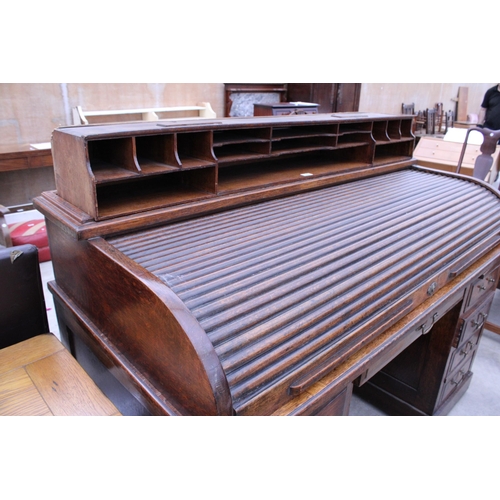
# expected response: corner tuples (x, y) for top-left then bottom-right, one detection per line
(33, 113), (500, 416)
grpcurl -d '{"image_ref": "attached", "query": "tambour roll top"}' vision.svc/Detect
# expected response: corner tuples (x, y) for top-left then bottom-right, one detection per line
(109, 168), (500, 415)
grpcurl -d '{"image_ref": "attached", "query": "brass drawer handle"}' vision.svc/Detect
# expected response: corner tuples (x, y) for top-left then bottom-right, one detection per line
(419, 312), (439, 335)
(460, 341), (474, 356)
(451, 370), (466, 386)
(472, 312), (487, 329)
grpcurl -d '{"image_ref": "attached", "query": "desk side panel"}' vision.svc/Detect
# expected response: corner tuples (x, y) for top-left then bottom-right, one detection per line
(51, 130), (96, 218)
(45, 218), (232, 415)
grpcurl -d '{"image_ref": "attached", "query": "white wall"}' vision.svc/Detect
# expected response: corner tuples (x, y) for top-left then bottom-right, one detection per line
(359, 83), (495, 116)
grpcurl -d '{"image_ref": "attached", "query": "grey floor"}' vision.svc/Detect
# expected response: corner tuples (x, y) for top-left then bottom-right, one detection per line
(40, 257), (500, 417)
(349, 328), (500, 416)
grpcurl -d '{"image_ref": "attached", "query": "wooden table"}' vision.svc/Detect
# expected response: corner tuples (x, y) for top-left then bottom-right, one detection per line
(0, 143), (55, 208)
(0, 334), (120, 416)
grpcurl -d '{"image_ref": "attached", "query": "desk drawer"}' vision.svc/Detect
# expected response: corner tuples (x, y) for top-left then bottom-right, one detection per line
(287, 384), (353, 416)
(440, 356), (475, 404)
(463, 269), (498, 314)
(448, 329), (480, 375)
(414, 139), (481, 168)
(273, 108), (318, 116)
(454, 294), (493, 348)
(416, 146), (477, 161)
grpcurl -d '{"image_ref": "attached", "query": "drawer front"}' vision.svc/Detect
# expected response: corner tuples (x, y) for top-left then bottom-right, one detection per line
(414, 140), (480, 167)
(464, 269), (499, 313)
(290, 384), (353, 416)
(416, 140), (479, 154)
(274, 108), (296, 115)
(455, 295), (493, 347)
(274, 107), (318, 116)
(448, 329), (480, 375)
(441, 356), (475, 404)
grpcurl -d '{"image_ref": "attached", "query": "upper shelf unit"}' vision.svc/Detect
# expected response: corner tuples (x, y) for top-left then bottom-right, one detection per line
(50, 114), (415, 221)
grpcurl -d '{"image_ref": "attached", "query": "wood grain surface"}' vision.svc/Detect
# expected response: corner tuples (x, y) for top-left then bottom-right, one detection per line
(0, 334), (120, 416)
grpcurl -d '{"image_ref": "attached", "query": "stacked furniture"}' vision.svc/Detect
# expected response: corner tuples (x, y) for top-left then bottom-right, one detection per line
(34, 112), (500, 415)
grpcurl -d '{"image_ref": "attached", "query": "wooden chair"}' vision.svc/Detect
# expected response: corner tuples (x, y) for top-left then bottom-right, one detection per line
(425, 108), (436, 135)
(401, 103), (415, 114)
(456, 127), (500, 183)
(0, 244), (49, 349)
(433, 103), (453, 134)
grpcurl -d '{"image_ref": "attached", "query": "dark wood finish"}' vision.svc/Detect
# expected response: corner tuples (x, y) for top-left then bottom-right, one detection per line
(33, 114), (500, 416)
(46, 114), (414, 222)
(287, 84), (361, 113)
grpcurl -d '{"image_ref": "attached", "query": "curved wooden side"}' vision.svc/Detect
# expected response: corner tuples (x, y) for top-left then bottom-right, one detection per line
(46, 218), (233, 415)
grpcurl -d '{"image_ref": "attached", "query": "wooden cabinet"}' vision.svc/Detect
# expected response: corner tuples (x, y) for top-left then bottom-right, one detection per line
(414, 136), (500, 176)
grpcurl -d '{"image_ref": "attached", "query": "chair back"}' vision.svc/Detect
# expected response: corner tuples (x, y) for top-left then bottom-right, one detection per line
(402, 103), (415, 114)
(0, 244), (49, 349)
(456, 127), (500, 184)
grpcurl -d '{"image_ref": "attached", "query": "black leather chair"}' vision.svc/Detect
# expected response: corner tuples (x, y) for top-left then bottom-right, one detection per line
(0, 244), (49, 349)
